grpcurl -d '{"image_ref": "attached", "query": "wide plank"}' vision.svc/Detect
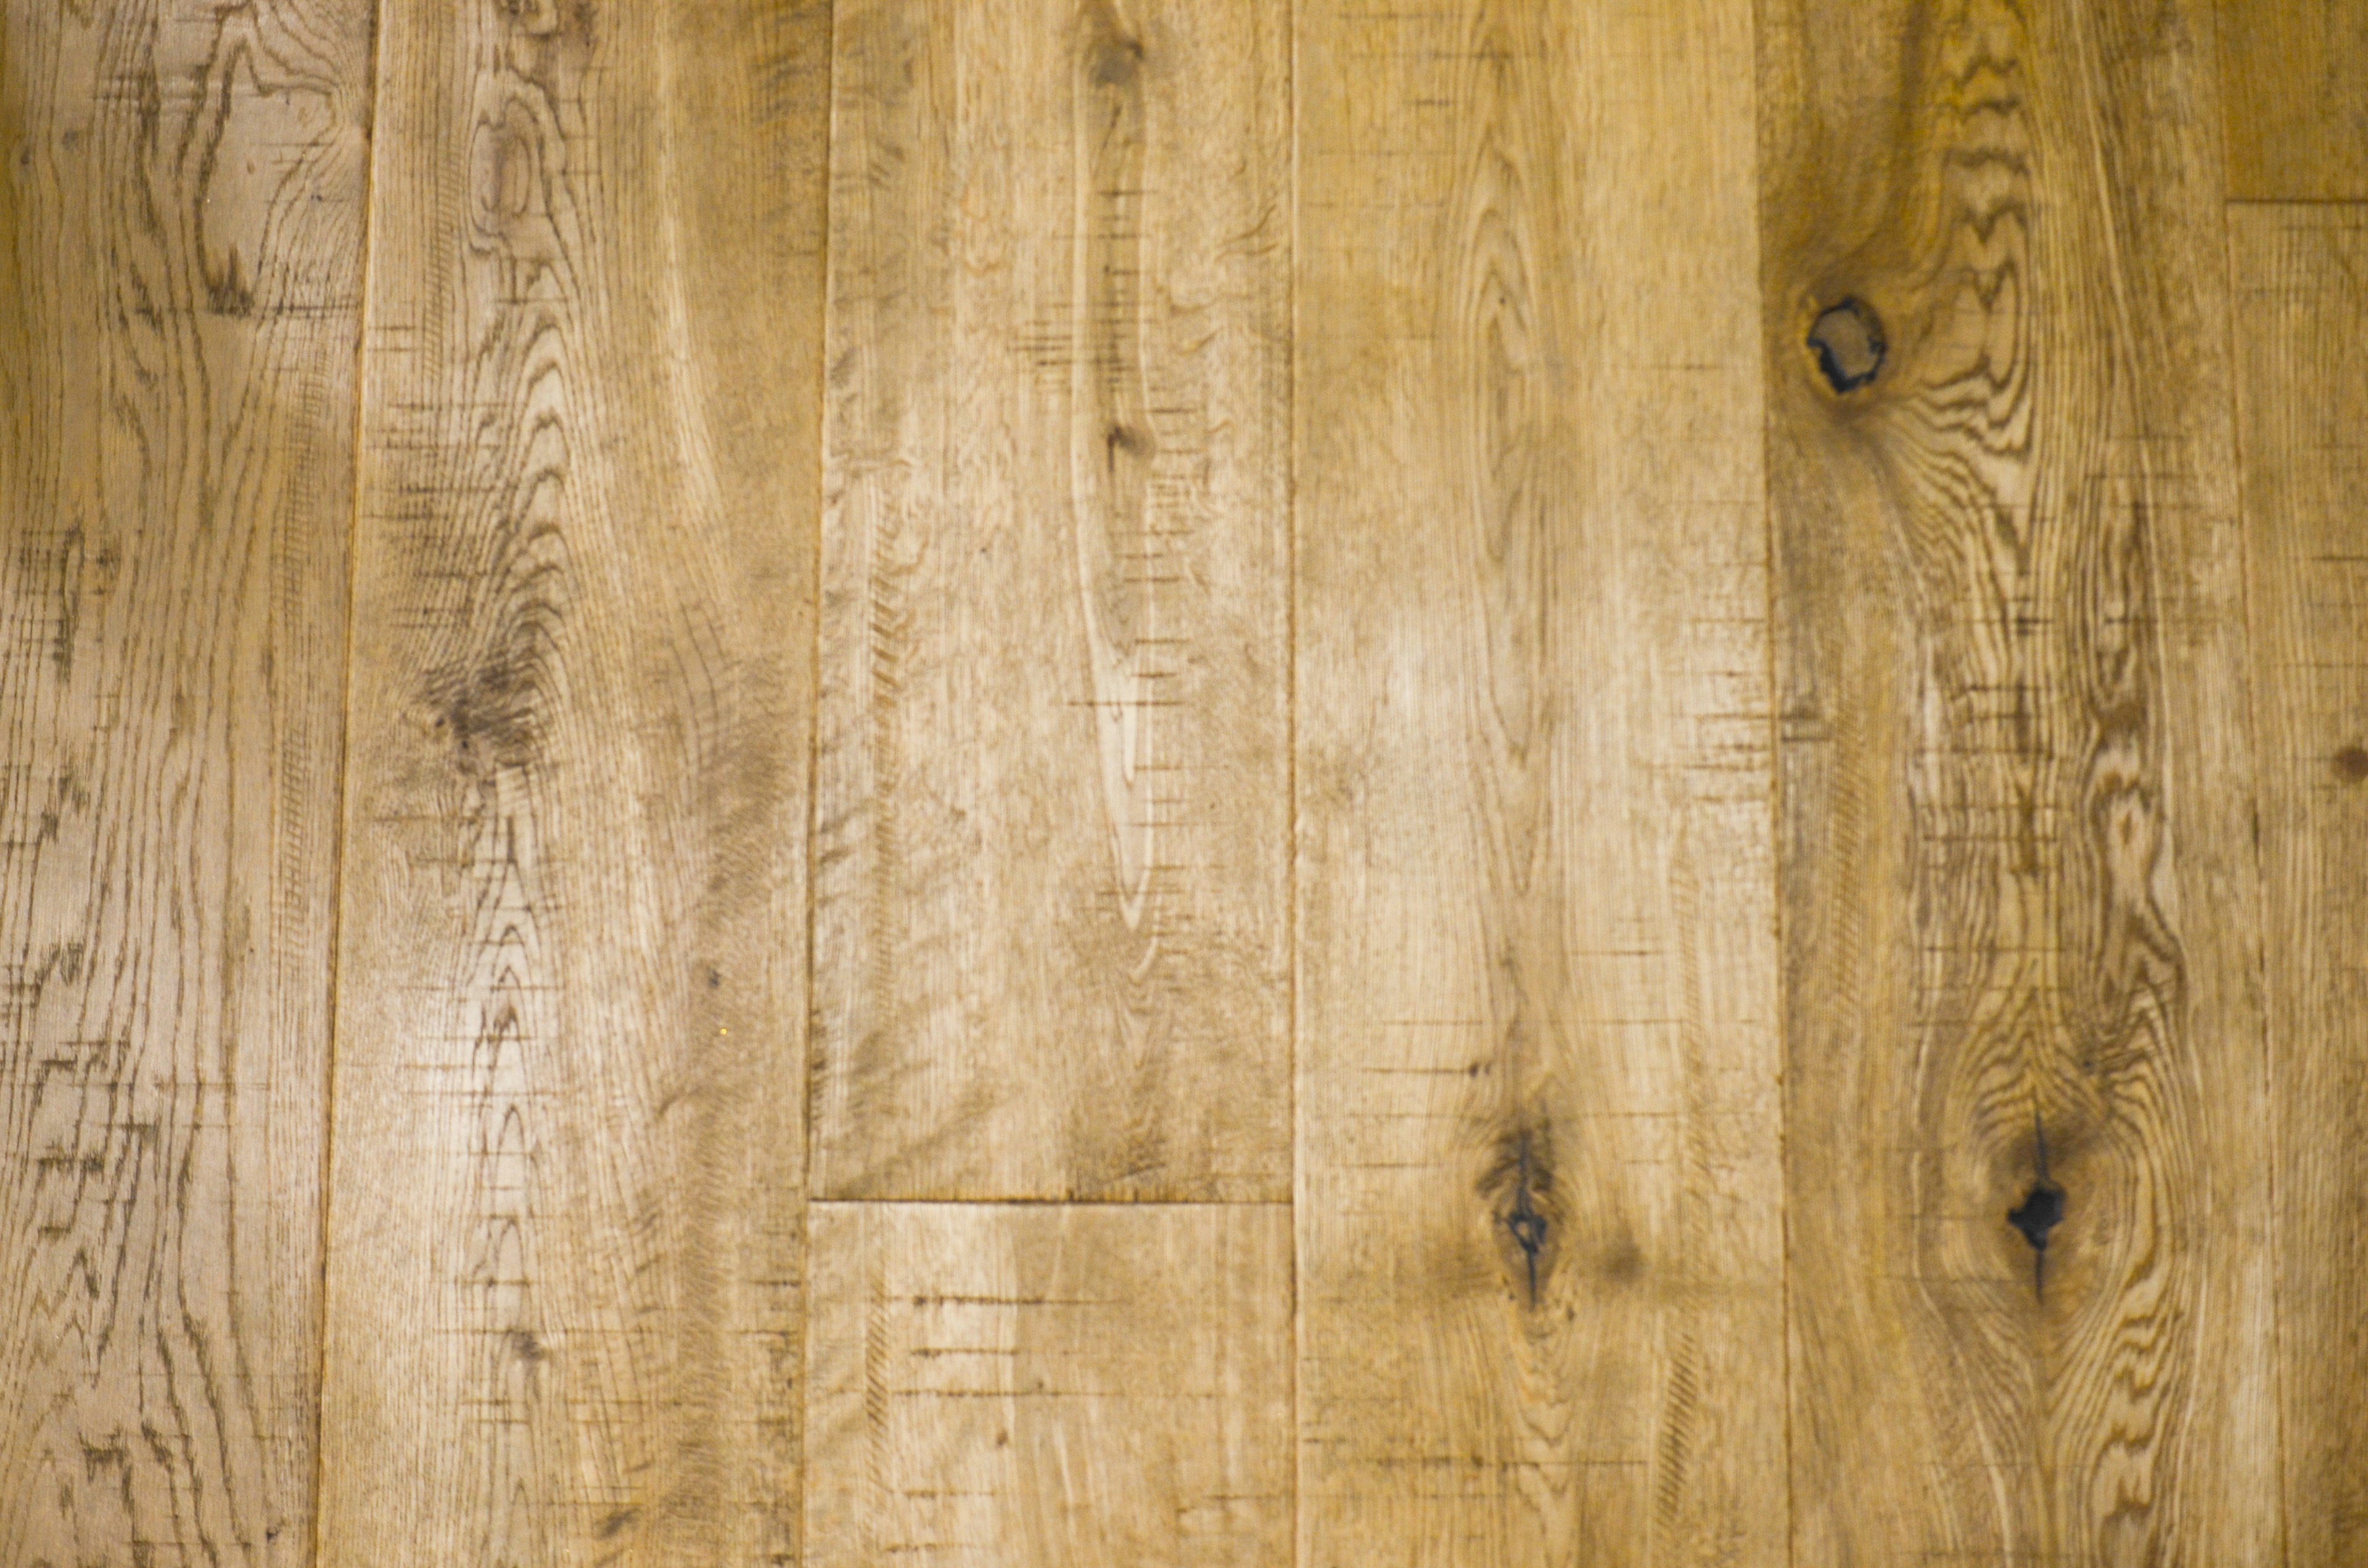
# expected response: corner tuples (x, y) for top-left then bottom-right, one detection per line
(313, 1), (829, 1562)
(2217, 0), (2368, 200)
(2229, 202), (2368, 1567)
(804, 1201), (1293, 1566)
(0, 2), (371, 1561)
(1293, 2), (1788, 1563)
(812, 0), (1292, 1202)
(1760, 0), (2277, 1561)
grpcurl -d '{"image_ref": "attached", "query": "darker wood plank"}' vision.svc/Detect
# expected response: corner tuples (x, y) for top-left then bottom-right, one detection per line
(0, 2), (372, 1561)
(1761, 0), (2278, 1561)
(2229, 200), (2368, 1567)
(2218, 0), (2368, 200)
(314, 1), (830, 1562)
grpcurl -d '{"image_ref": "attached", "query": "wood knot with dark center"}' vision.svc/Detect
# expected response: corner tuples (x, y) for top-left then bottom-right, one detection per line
(1505, 1181), (1548, 1294)
(2334, 744), (2368, 783)
(1479, 1124), (1558, 1306)
(1808, 297), (1886, 393)
(1082, 1), (1145, 88)
(2008, 1113), (2068, 1297)
(424, 639), (546, 779)
(2007, 1181), (2065, 1254)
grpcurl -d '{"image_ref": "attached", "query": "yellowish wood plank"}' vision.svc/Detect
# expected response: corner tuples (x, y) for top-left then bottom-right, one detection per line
(2230, 201), (2368, 1566)
(804, 1201), (1293, 1566)
(1761, 0), (2277, 1560)
(812, 0), (1293, 1202)
(0, 2), (370, 1560)
(1293, 2), (1787, 1562)
(2218, 0), (2368, 200)
(314, 2), (829, 1562)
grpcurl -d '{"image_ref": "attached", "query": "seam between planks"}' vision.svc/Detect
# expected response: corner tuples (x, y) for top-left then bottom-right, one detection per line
(2207, 4), (2292, 1548)
(1284, 0), (1303, 1564)
(1747, 0), (1799, 1558)
(801, 0), (839, 1230)
(805, 1198), (1296, 1210)
(805, 1197), (1296, 1209)
(311, 1), (392, 1564)
(2218, 199), (2294, 1568)
(799, 4), (842, 1565)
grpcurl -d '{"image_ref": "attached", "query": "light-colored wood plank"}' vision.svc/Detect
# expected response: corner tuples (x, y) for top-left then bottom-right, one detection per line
(812, 0), (1292, 1202)
(1293, 2), (1786, 1563)
(2217, 0), (2368, 200)
(314, 1), (829, 1562)
(804, 1201), (1293, 1567)
(1761, 0), (2277, 1561)
(2230, 201), (2368, 1566)
(0, 2), (370, 1561)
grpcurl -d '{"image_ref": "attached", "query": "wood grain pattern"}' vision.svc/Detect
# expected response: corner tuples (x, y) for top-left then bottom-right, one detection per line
(812, 0), (1291, 1202)
(313, 1), (829, 1562)
(804, 1201), (1292, 1567)
(31, 2), (2368, 1561)
(2216, 0), (2368, 200)
(1760, 0), (2277, 1561)
(2229, 202), (2368, 1568)
(1293, 2), (1787, 1563)
(0, 2), (370, 1561)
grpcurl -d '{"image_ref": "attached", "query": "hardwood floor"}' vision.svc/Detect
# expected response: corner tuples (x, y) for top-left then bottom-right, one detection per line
(2230, 202), (2368, 1568)
(1295, 1), (1784, 1562)
(812, 0), (1291, 1205)
(1762, 0), (2279, 1559)
(0, 2), (369, 1558)
(3, 1), (2362, 1564)
(314, 3), (828, 1564)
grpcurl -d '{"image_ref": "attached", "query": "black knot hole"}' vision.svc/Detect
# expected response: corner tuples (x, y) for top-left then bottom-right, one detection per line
(2007, 1181), (2065, 1254)
(1486, 1127), (1556, 1305)
(1809, 297), (1886, 393)
(1505, 1196), (1547, 1266)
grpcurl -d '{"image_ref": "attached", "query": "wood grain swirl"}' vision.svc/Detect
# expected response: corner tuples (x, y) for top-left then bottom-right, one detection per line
(25, 1), (2368, 1561)
(315, 1), (829, 1562)
(1761, 0), (2277, 1559)
(0, 2), (371, 1561)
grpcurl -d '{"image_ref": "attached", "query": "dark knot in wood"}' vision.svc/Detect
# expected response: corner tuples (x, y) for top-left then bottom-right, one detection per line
(1809, 297), (1886, 393)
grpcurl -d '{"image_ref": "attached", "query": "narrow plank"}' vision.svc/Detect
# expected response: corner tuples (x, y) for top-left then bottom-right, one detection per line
(2230, 202), (2368, 1566)
(0, 2), (370, 1561)
(1761, 0), (2277, 1561)
(1293, 1), (1787, 1562)
(804, 1201), (1293, 1566)
(314, 1), (829, 1562)
(2217, 0), (2368, 200)
(812, 0), (1292, 1202)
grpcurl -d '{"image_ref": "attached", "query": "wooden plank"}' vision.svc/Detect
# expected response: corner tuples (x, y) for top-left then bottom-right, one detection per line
(2218, 0), (2368, 200)
(1292, 2), (1787, 1563)
(1760, 0), (2278, 1562)
(0, 2), (370, 1561)
(812, 0), (1292, 1202)
(313, 1), (829, 1562)
(2229, 202), (2368, 1566)
(804, 1201), (1293, 1566)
